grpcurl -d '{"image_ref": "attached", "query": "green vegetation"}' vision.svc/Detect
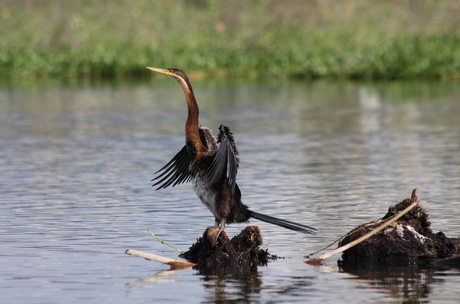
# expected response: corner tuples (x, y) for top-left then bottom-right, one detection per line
(1, 0), (460, 80)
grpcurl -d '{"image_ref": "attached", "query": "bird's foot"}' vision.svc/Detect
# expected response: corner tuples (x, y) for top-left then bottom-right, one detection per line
(205, 227), (225, 247)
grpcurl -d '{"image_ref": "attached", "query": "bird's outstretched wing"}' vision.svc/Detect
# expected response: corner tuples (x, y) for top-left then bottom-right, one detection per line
(206, 125), (240, 197)
(152, 145), (193, 190)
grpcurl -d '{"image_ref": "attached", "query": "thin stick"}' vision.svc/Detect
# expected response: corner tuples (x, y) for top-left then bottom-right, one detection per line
(306, 189), (418, 265)
(125, 249), (196, 267)
(148, 229), (184, 254)
(305, 223), (373, 258)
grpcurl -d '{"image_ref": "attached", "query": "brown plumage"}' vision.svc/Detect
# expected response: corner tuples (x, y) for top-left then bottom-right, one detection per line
(148, 67), (316, 237)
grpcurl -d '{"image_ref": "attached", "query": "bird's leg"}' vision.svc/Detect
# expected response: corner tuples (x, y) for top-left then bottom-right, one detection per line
(219, 218), (225, 231)
(213, 218), (226, 245)
(207, 218), (226, 247)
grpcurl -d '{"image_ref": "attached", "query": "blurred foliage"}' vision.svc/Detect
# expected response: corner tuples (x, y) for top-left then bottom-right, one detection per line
(1, 0), (460, 80)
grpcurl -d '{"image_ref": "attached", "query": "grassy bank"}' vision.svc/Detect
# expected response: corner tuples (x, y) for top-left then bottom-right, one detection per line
(1, 0), (460, 80)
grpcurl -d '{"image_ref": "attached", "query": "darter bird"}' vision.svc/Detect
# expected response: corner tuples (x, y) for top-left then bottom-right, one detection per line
(148, 67), (316, 244)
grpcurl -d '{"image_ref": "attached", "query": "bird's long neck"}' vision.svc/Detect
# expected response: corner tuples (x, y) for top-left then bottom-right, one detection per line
(175, 76), (205, 155)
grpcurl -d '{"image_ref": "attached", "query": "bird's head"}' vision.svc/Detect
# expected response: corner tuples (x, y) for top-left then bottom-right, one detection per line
(147, 67), (194, 95)
(146, 67), (188, 81)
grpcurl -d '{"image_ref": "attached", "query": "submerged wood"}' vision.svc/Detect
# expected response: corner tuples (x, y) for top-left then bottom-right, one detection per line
(180, 226), (274, 268)
(338, 189), (460, 266)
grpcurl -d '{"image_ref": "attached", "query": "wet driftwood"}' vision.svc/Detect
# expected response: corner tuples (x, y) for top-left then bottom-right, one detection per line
(125, 249), (196, 269)
(180, 226), (274, 267)
(339, 190), (460, 266)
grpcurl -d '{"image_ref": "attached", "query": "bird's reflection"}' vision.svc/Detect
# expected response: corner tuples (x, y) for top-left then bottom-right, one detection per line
(197, 265), (262, 303)
(125, 264), (262, 303)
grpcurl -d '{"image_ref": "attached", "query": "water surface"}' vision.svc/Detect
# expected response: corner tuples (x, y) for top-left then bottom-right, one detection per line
(1, 79), (459, 303)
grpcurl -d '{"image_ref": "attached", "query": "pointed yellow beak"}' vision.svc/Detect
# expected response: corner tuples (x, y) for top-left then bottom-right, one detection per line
(146, 67), (172, 76)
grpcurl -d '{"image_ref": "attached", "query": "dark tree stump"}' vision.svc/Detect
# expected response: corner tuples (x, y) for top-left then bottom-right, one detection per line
(180, 226), (274, 267)
(339, 194), (460, 266)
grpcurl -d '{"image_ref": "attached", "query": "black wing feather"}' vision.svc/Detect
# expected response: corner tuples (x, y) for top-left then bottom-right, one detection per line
(206, 125), (239, 196)
(152, 145), (193, 190)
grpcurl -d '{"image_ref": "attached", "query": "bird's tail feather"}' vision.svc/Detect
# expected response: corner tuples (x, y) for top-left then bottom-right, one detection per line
(249, 211), (317, 235)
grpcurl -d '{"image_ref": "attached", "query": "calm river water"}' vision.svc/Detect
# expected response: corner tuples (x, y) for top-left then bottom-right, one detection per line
(1, 78), (459, 303)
